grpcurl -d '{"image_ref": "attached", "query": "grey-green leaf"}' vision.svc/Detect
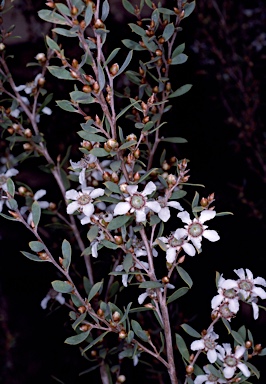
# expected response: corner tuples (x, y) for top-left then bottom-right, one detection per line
(29, 241), (45, 252)
(114, 50), (133, 78)
(131, 320), (149, 342)
(122, 0), (136, 15)
(175, 333), (190, 362)
(139, 281), (163, 289)
(52, 27), (77, 37)
(56, 100), (77, 112)
(32, 201), (41, 228)
(162, 23), (175, 41)
(21, 251), (48, 262)
(167, 287), (189, 304)
(65, 330), (91, 345)
(171, 53), (188, 65)
(70, 91), (94, 104)
(123, 253), (133, 273)
(88, 281), (103, 302)
(168, 84), (192, 98)
(176, 266), (193, 289)
(85, 3), (93, 26)
(7, 178), (15, 197)
(107, 215), (131, 231)
(101, 0), (109, 21)
(38, 10), (70, 25)
(62, 239), (71, 271)
(181, 324), (201, 338)
(161, 137), (187, 143)
(52, 280), (73, 293)
(47, 66), (75, 80)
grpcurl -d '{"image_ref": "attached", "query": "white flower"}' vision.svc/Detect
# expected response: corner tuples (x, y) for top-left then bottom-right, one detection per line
(138, 284), (174, 304)
(21, 189), (50, 225)
(0, 168), (19, 192)
(217, 343), (250, 379)
(15, 74), (44, 94)
(114, 181), (161, 223)
(91, 229), (105, 258)
(65, 187), (104, 223)
(233, 268), (266, 319)
(41, 289), (65, 309)
(157, 196), (184, 222)
(116, 260), (149, 287)
(190, 326), (220, 363)
(70, 154), (97, 170)
(211, 274), (240, 315)
(194, 365), (226, 384)
(176, 210), (220, 250)
(158, 233), (195, 263)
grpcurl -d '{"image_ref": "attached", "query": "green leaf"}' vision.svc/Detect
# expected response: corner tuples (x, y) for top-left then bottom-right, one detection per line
(156, 238), (167, 251)
(157, 7), (175, 15)
(205, 365), (224, 379)
(56, 100), (77, 112)
(175, 333), (190, 362)
(70, 91), (94, 104)
(126, 330), (134, 343)
(104, 182), (121, 194)
(52, 27), (77, 37)
(72, 312), (87, 330)
(82, 331), (110, 354)
(222, 317), (231, 333)
(170, 190), (187, 200)
(85, 3), (93, 26)
(122, 0), (136, 15)
(114, 50), (133, 78)
(65, 330), (91, 345)
(32, 201), (41, 228)
(231, 330), (245, 346)
(149, 215), (160, 226)
(237, 325), (246, 341)
(138, 168), (158, 183)
(107, 215), (131, 231)
(181, 324), (201, 338)
(119, 140), (137, 150)
(101, 0), (109, 21)
(52, 280), (73, 293)
(161, 137), (187, 143)
(122, 39), (145, 51)
(116, 99), (140, 120)
(131, 320), (149, 342)
(176, 266), (193, 289)
(167, 287), (189, 304)
(215, 211), (234, 216)
(101, 239), (119, 249)
(29, 241), (45, 252)
(168, 84), (192, 99)
(123, 253), (133, 273)
(90, 148), (109, 157)
(47, 66), (75, 80)
(97, 63), (105, 91)
(77, 131), (106, 142)
(21, 251), (48, 262)
(88, 281), (103, 302)
(7, 198), (17, 211)
(183, 1), (196, 18)
(172, 43), (185, 57)
(105, 47), (120, 66)
(38, 10), (70, 25)
(245, 362), (260, 379)
(139, 281), (163, 289)
(7, 178), (15, 197)
(62, 239), (71, 271)
(55, 3), (71, 16)
(129, 23), (146, 37)
(171, 53), (188, 65)
(192, 191), (199, 209)
(162, 23), (175, 41)
(0, 213), (19, 221)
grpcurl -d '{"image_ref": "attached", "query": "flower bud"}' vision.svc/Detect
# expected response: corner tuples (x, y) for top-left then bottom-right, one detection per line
(82, 85), (92, 93)
(167, 174), (177, 185)
(200, 198), (208, 207)
(97, 308), (104, 317)
(81, 140), (92, 150)
(165, 82), (171, 92)
(80, 20), (86, 29)
(158, 37), (165, 44)
(106, 138), (118, 150)
(118, 330), (127, 339)
(117, 375), (126, 383)
(94, 19), (104, 29)
(24, 128), (32, 138)
(126, 133), (137, 141)
(111, 172), (119, 183)
(254, 344), (262, 353)
(0, 43), (5, 51)
(114, 236), (123, 245)
(18, 186), (27, 195)
(155, 49), (163, 56)
(45, 2), (55, 8)
(133, 149), (140, 159)
(142, 116), (150, 124)
(112, 311), (121, 322)
(162, 161), (171, 171)
(23, 143), (33, 151)
(109, 63), (119, 76)
(120, 183), (128, 193)
(70, 69), (79, 79)
(71, 6), (78, 15)
(38, 252), (50, 261)
(162, 276), (169, 284)
(245, 341), (252, 349)
(79, 324), (90, 332)
(133, 172), (140, 181)
(103, 171), (111, 181)
(35, 52), (46, 62)
(93, 82), (100, 93)
(178, 255), (185, 264)
(78, 306), (86, 314)
(91, 350), (97, 357)
(185, 365), (194, 375)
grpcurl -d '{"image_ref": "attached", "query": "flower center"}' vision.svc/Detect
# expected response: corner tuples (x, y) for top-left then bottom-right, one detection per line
(207, 374), (218, 382)
(219, 303), (234, 319)
(130, 194), (146, 209)
(238, 279), (253, 291)
(78, 194), (91, 205)
(223, 288), (237, 299)
(224, 355), (237, 367)
(0, 175), (7, 187)
(188, 222), (203, 237)
(204, 338), (216, 350)
(169, 236), (184, 248)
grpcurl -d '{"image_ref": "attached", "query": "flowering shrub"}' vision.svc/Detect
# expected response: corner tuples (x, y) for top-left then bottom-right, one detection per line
(0, 1), (265, 383)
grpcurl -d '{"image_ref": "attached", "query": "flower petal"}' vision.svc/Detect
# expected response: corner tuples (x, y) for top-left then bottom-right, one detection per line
(252, 286), (266, 299)
(66, 189), (79, 201)
(127, 185), (138, 195)
(234, 346), (245, 359)
(220, 279), (238, 290)
(228, 298), (239, 314)
(237, 362), (250, 377)
(138, 292), (148, 304)
(177, 210), (191, 224)
(146, 201), (161, 213)
(203, 230), (220, 242)
(114, 202), (131, 215)
(5, 168), (19, 177)
(142, 181), (156, 196)
(83, 203), (94, 217)
(190, 339), (205, 351)
(207, 349), (217, 363)
(67, 201), (79, 214)
(182, 242), (196, 256)
(194, 375), (208, 384)
(223, 366), (235, 379)
(251, 302), (259, 320)
(174, 228), (187, 239)
(167, 201), (184, 211)
(89, 188), (105, 199)
(166, 248), (176, 263)
(38, 201), (50, 209)
(211, 294), (224, 309)
(136, 209), (146, 222)
(91, 242), (99, 258)
(199, 210), (216, 223)
(234, 268), (245, 279)
(158, 207), (170, 222)
(253, 276), (266, 287)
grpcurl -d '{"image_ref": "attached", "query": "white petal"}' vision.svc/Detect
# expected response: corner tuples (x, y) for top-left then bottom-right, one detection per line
(56, 293), (65, 305)
(5, 168), (19, 177)
(122, 274), (128, 287)
(166, 248), (176, 263)
(203, 230), (220, 242)
(182, 242), (196, 256)
(138, 292), (148, 304)
(42, 106), (52, 115)
(174, 228), (187, 239)
(220, 279), (238, 289)
(191, 237), (202, 250)
(190, 339), (205, 351)
(228, 298), (239, 314)
(167, 201), (184, 211)
(207, 349), (217, 363)
(199, 210), (216, 223)
(252, 286), (266, 299)
(146, 201), (161, 213)
(235, 346), (245, 359)
(223, 366), (235, 379)
(177, 210), (191, 224)
(223, 343), (232, 355)
(136, 209), (146, 222)
(34, 189), (47, 201)
(10, 109), (20, 118)
(83, 203), (94, 217)
(39, 201), (50, 209)
(66, 201), (79, 214)
(79, 168), (86, 187)
(40, 296), (49, 309)
(194, 375), (208, 384)
(126, 185), (138, 195)
(15, 84), (26, 92)
(158, 207), (170, 222)
(66, 189), (79, 200)
(96, 201), (106, 210)
(237, 362), (250, 377)
(142, 181), (156, 196)
(253, 276), (266, 287)
(245, 268), (253, 280)
(80, 215), (91, 225)
(211, 294), (224, 309)
(91, 242), (99, 258)
(158, 236), (168, 243)
(251, 302), (259, 320)
(90, 188), (105, 199)
(234, 268), (245, 279)
(113, 202), (131, 215)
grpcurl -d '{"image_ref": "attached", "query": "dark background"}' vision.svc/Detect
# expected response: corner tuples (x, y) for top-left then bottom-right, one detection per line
(1, 0), (266, 383)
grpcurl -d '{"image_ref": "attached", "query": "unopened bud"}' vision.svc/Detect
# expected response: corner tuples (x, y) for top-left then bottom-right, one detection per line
(109, 63), (119, 76)
(82, 85), (92, 93)
(155, 49), (163, 56)
(79, 324), (90, 331)
(23, 143), (33, 151)
(142, 116), (150, 124)
(158, 37), (165, 44)
(118, 330), (127, 339)
(8, 211), (20, 219)
(103, 171), (111, 181)
(97, 308), (104, 317)
(37, 77), (45, 86)
(189, 354), (195, 362)
(18, 186), (27, 195)
(106, 138), (118, 150)
(133, 172), (140, 181)
(185, 365), (194, 375)
(120, 183), (128, 193)
(112, 311), (121, 322)
(36, 52), (46, 62)
(38, 252), (50, 261)
(94, 19), (104, 29)
(91, 350), (97, 357)
(254, 344), (262, 353)
(165, 82), (171, 92)
(24, 128), (32, 138)
(126, 133), (137, 141)
(81, 140), (92, 150)
(111, 172), (119, 183)
(45, 1), (55, 8)
(245, 341), (252, 349)
(200, 198), (208, 207)
(117, 375), (126, 383)
(162, 276), (169, 284)
(167, 174), (177, 185)
(133, 149), (140, 159)
(70, 69), (79, 79)
(78, 306), (86, 314)
(71, 6), (78, 15)
(93, 82), (100, 92)
(162, 161), (171, 171)
(178, 255), (185, 264)
(114, 236), (123, 245)
(80, 20), (86, 29)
